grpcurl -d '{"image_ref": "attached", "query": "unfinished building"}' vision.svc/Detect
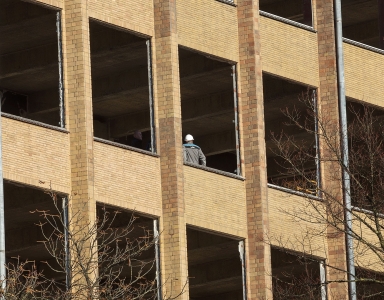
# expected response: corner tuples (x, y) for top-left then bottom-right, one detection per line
(0, 0), (383, 299)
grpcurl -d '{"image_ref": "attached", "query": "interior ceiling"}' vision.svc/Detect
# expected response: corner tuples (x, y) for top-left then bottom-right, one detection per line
(260, 0), (380, 47)
(90, 21), (149, 119)
(187, 228), (242, 298)
(183, 113), (234, 139)
(4, 181), (155, 272)
(179, 48), (233, 140)
(341, 0), (378, 27)
(260, 0), (378, 26)
(0, 0), (59, 93)
(263, 74), (314, 158)
(4, 182), (56, 260)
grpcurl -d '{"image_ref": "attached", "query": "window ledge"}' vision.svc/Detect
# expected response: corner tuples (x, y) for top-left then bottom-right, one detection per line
(351, 206), (384, 219)
(94, 137), (159, 157)
(343, 38), (384, 55)
(1, 112), (69, 133)
(184, 162), (245, 180)
(259, 10), (316, 33)
(215, 0), (236, 7)
(268, 183), (322, 201)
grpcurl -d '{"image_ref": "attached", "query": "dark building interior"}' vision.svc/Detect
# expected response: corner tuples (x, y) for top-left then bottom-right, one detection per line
(187, 227), (244, 300)
(179, 48), (239, 174)
(0, 0), (62, 126)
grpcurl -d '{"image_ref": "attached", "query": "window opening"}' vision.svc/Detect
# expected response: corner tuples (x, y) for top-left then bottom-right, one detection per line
(271, 247), (323, 299)
(56, 11), (65, 128)
(90, 20), (155, 153)
(260, 0), (313, 27)
(238, 240), (247, 300)
(232, 65), (241, 176)
(96, 205), (157, 299)
(342, 0), (381, 49)
(0, 0), (63, 127)
(187, 227), (244, 299)
(355, 267), (384, 299)
(347, 100), (384, 212)
(153, 219), (162, 300)
(4, 182), (66, 287)
(179, 47), (240, 174)
(263, 74), (318, 195)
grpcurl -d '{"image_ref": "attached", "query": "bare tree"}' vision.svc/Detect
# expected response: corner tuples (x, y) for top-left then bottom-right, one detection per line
(0, 190), (184, 300)
(268, 91), (384, 299)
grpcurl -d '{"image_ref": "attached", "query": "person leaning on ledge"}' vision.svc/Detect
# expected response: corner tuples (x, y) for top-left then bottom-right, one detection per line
(183, 134), (206, 166)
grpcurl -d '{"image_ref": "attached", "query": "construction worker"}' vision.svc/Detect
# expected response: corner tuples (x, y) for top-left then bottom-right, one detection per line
(183, 134), (206, 166)
(130, 130), (143, 149)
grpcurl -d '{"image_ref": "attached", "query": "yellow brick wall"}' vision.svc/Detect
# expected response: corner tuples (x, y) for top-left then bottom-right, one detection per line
(344, 43), (384, 107)
(176, 0), (239, 62)
(184, 166), (247, 237)
(93, 142), (162, 217)
(260, 17), (319, 86)
(88, 0), (154, 36)
(2, 118), (70, 193)
(268, 188), (327, 258)
(353, 212), (383, 272)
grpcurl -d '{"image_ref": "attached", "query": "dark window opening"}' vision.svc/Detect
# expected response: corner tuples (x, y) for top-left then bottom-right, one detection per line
(260, 0), (313, 27)
(187, 227), (245, 300)
(179, 48), (240, 175)
(263, 74), (318, 195)
(90, 20), (155, 153)
(96, 205), (157, 299)
(4, 182), (67, 288)
(342, 0), (382, 49)
(356, 267), (384, 299)
(347, 100), (384, 212)
(271, 247), (324, 300)
(0, 0), (64, 127)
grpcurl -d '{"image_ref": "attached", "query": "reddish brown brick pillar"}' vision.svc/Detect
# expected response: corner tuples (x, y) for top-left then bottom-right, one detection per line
(153, 1), (189, 299)
(62, 0), (97, 290)
(314, 0), (348, 299)
(237, 1), (273, 299)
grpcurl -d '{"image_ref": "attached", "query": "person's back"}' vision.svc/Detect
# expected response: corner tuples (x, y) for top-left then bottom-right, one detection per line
(183, 134), (206, 166)
(130, 130), (143, 149)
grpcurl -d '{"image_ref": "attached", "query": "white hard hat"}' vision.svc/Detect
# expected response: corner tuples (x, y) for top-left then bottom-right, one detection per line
(184, 134), (194, 142)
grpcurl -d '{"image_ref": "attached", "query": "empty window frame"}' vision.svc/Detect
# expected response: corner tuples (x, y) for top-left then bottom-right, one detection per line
(90, 20), (156, 153)
(96, 205), (159, 299)
(187, 227), (246, 300)
(4, 182), (67, 288)
(355, 267), (384, 299)
(260, 0), (313, 27)
(179, 48), (241, 175)
(347, 100), (384, 211)
(342, 0), (382, 49)
(0, 0), (64, 127)
(271, 247), (326, 300)
(263, 74), (319, 195)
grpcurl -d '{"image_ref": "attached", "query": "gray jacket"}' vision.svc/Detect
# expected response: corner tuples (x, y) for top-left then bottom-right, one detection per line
(183, 143), (206, 166)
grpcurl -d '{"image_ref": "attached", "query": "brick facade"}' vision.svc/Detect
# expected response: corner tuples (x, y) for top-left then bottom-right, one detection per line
(153, 1), (189, 298)
(2, 0), (382, 299)
(236, 1), (274, 298)
(314, 0), (348, 298)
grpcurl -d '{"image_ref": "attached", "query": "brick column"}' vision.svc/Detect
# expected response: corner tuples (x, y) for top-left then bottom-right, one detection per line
(62, 0), (97, 291)
(153, 1), (189, 299)
(313, 0), (348, 299)
(237, 1), (273, 299)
